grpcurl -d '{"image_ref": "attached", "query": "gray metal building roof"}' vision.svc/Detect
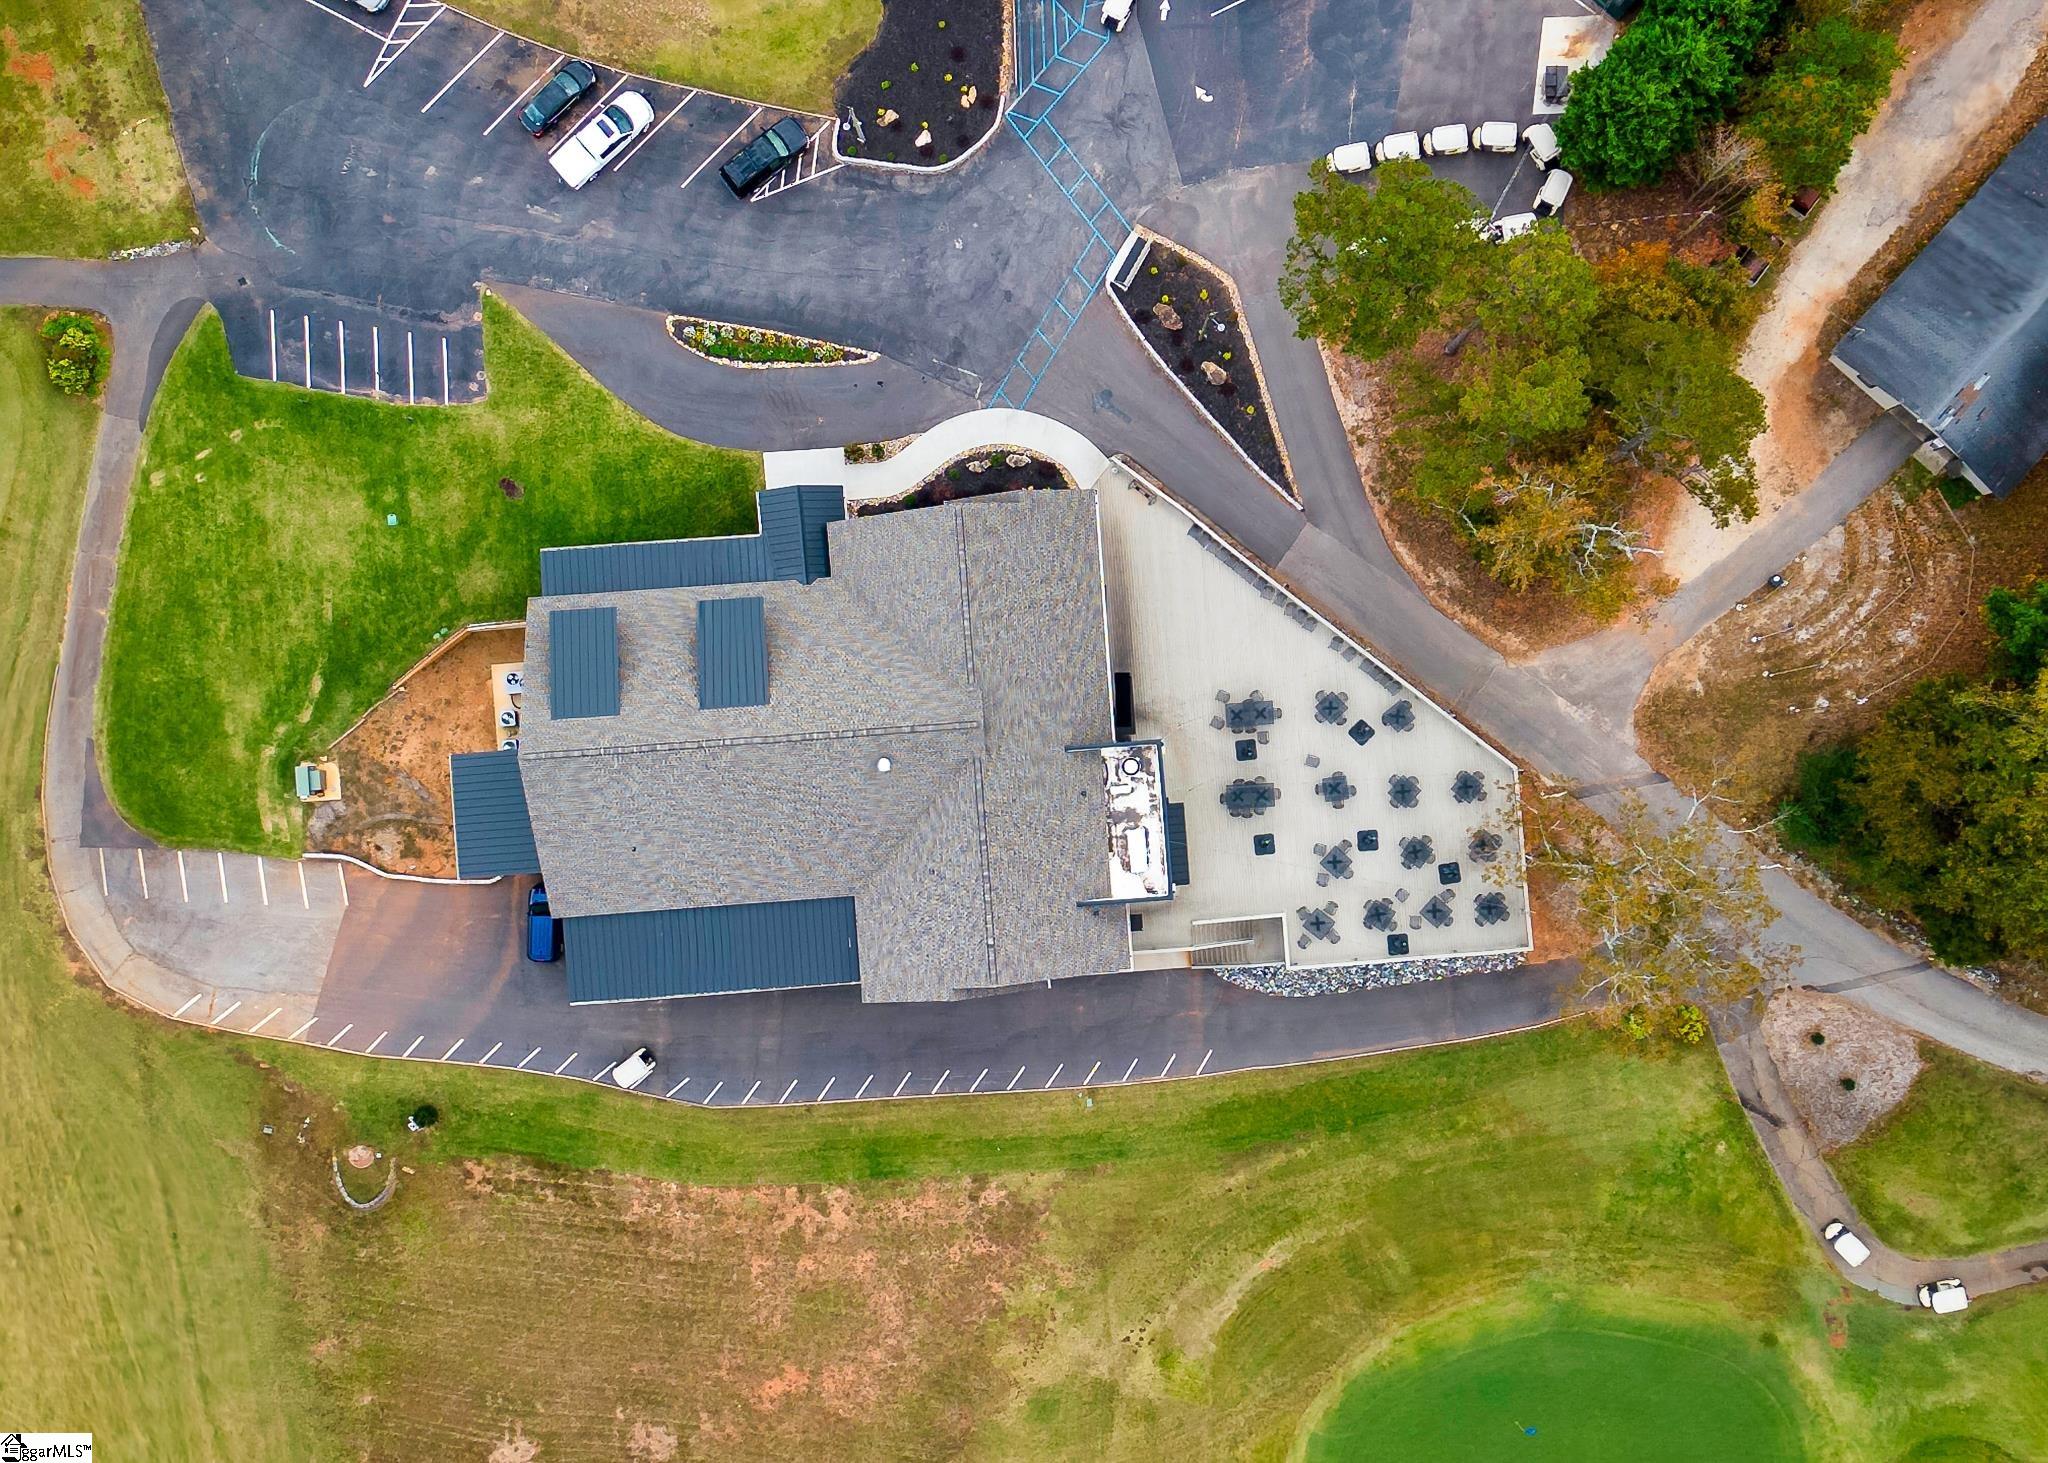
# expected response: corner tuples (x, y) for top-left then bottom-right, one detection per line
(562, 897), (859, 1002)
(1834, 117), (2048, 497)
(448, 749), (540, 877)
(548, 606), (619, 719)
(696, 596), (769, 709)
(538, 485), (845, 595)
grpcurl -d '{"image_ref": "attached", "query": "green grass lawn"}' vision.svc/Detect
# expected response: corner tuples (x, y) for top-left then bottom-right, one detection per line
(1832, 1044), (2048, 1257)
(457, 0), (878, 113)
(98, 295), (763, 854)
(0, 0), (195, 256)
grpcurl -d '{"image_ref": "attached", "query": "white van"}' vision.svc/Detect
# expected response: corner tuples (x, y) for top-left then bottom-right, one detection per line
(1534, 168), (1574, 217)
(1918, 1279), (1970, 1315)
(1374, 131), (1422, 164)
(1473, 120), (1519, 153)
(1327, 141), (1375, 175)
(1422, 123), (1470, 157)
(1523, 121), (1561, 169)
(610, 1046), (657, 1091)
(1823, 1220), (1871, 1268)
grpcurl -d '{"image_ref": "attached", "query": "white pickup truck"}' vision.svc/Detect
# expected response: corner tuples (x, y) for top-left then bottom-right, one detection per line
(548, 91), (654, 189)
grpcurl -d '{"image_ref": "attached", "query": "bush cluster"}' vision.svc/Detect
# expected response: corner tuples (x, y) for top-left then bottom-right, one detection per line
(41, 312), (109, 396)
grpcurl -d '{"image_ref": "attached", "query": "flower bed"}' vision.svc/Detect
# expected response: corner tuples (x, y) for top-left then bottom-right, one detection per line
(852, 448), (1068, 514)
(668, 315), (875, 368)
(1113, 239), (1292, 494)
(835, 0), (1003, 167)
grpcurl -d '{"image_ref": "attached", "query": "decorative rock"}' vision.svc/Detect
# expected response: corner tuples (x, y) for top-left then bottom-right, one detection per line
(1004, 452), (1031, 468)
(1154, 302), (1183, 332)
(967, 457), (990, 473)
(959, 86), (978, 108)
(915, 126), (934, 149)
(1199, 360), (1230, 387)
(878, 107), (900, 127)
(1215, 951), (1522, 997)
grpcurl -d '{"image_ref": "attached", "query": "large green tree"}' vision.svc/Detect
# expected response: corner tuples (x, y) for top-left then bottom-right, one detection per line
(1742, 17), (1899, 193)
(1985, 580), (2048, 686)
(1587, 313), (1765, 524)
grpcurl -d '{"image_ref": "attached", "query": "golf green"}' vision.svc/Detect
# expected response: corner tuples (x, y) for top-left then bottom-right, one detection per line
(1307, 1319), (1804, 1461)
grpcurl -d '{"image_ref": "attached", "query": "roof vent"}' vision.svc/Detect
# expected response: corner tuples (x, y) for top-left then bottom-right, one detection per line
(876, 756), (893, 773)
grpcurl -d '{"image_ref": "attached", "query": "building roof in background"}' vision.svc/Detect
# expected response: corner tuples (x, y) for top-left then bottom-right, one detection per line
(539, 484), (844, 594)
(562, 897), (860, 1002)
(519, 489), (1128, 1001)
(1834, 117), (2048, 497)
(448, 749), (540, 877)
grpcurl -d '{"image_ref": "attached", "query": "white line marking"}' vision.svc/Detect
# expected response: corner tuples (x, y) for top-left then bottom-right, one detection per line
(1197, 1048), (1213, 1075)
(297, 861), (310, 908)
(291, 0), (383, 39)
(971, 1068), (987, 1092)
(402, 1034), (425, 1057)
(855, 1074), (874, 1099)
(366, 1030), (387, 1053)
(893, 1071), (912, 1097)
(554, 1051), (578, 1074)
(1044, 1062), (1063, 1089)
(98, 847), (107, 896)
(590, 1063), (615, 1085)
(325, 1022), (354, 1048)
(210, 1000), (242, 1026)
(172, 992), (203, 1019)
(1121, 1058), (1139, 1083)
(441, 1038), (463, 1060)
(818, 1076), (835, 1101)
(483, 50), (564, 135)
(289, 1017), (318, 1041)
(703, 1079), (724, 1104)
(363, 1), (444, 89)
(1210, 0), (1249, 14)
(612, 90), (693, 172)
(479, 1040), (503, 1065)
(1160, 1053), (1177, 1077)
(336, 863), (349, 905)
(1006, 1066), (1026, 1091)
(517, 1047), (541, 1069)
(422, 29), (502, 112)
(933, 1069), (949, 1094)
(406, 332), (416, 403)
(665, 1077), (691, 1097)
(1084, 1060), (1100, 1084)
(553, 73), (626, 147)
(440, 337), (450, 405)
(250, 1006), (283, 1032)
(136, 848), (149, 900)
(779, 1078), (800, 1104)
(371, 324), (380, 396)
(268, 308), (278, 380)
(337, 318), (347, 393)
(303, 316), (312, 389)
(217, 850), (229, 902)
(681, 107), (761, 190)
(741, 1080), (762, 1105)
(177, 850), (189, 902)
(256, 857), (270, 906)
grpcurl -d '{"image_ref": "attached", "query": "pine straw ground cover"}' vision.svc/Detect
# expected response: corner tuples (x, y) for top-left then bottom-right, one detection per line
(834, 0), (1001, 165)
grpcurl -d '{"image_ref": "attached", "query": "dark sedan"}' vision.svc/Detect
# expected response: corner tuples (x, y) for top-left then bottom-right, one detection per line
(520, 59), (599, 136)
(719, 117), (810, 197)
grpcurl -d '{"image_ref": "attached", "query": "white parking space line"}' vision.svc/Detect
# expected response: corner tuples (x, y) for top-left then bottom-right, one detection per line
(366, 1030), (387, 1053)
(302, 316), (312, 389)
(591, 1063), (615, 1084)
(741, 1080), (762, 1105)
(98, 847), (107, 896)
(268, 309), (278, 380)
(681, 107), (761, 191)
(177, 850), (189, 903)
(439, 337), (450, 406)
(136, 848), (149, 900)
(665, 1077), (690, 1097)
(288, 1017), (318, 1040)
(336, 862), (349, 905)
(406, 332), (417, 403)
(422, 29), (503, 113)
(611, 91), (694, 173)
(518, 1047), (541, 1069)
(553, 74), (628, 154)
(749, 124), (843, 202)
(893, 1071), (911, 1097)
(818, 1076), (834, 1101)
(172, 992), (203, 1019)
(325, 1022), (354, 1048)
(1197, 1049), (1213, 1075)
(1121, 1058), (1138, 1083)
(1084, 1060), (1100, 1084)
(337, 319), (347, 393)
(256, 858), (269, 906)
(370, 325), (380, 396)
(250, 1006), (283, 1033)
(1159, 1054), (1177, 1078)
(1006, 1066), (1026, 1091)
(1210, 0), (1250, 14)
(971, 1068), (988, 1092)
(1043, 1063), (1062, 1090)
(703, 1079), (724, 1104)
(297, 861), (310, 908)
(441, 1038), (463, 1060)
(217, 851), (229, 902)
(553, 1051), (578, 1074)
(483, 50), (565, 135)
(403, 1034), (425, 1057)
(778, 1078), (799, 1104)
(933, 1069), (949, 1094)
(210, 1000), (242, 1027)
(292, 0), (386, 39)
(855, 1074), (874, 1099)
(479, 1040), (503, 1065)
(363, 0), (445, 89)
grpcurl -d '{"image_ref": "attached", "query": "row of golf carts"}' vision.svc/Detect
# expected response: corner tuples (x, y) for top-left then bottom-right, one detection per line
(1327, 121), (1572, 243)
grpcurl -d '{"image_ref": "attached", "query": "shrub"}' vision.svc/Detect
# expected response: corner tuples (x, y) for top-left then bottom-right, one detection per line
(40, 312), (108, 396)
(1669, 1003), (1709, 1044)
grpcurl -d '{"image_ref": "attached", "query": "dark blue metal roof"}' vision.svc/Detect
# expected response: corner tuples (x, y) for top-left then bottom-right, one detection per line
(549, 606), (619, 719)
(538, 486), (846, 595)
(1165, 801), (1191, 887)
(697, 596), (769, 709)
(449, 749), (540, 877)
(561, 897), (861, 1002)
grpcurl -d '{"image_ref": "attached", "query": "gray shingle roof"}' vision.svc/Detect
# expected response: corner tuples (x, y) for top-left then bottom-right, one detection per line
(1833, 117), (2048, 497)
(518, 489), (1127, 1002)
(562, 897), (859, 1002)
(449, 749), (540, 877)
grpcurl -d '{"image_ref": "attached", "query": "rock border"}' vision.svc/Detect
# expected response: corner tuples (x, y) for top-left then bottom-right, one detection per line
(1215, 952), (1525, 997)
(667, 314), (877, 370)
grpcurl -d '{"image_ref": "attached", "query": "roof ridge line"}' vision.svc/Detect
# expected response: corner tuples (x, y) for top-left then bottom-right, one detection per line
(523, 718), (985, 761)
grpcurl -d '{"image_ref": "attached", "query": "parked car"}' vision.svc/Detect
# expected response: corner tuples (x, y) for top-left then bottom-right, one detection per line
(611, 1046), (658, 1091)
(1473, 120), (1519, 153)
(720, 116), (811, 198)
(1326, 140), (1374, 174)
(350, 0), (391, 11)
(1523, 121), (1561, 169)
(547, 90), (654, 189)
(1422, 123), (1470, 157)
(1822, 1220), (1871, 1268)
(1374, 131), (1422, 164)
(519, 58), (599, 137)
(1918, 1278), (1970, 1314)
(1102, 0), (1135, 30)
(525, 884), (561, 963)
(1481, 211), (1537, 244)
(1533, 168), (1574, 217)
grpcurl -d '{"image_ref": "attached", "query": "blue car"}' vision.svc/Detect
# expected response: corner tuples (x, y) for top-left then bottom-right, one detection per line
(526, 884), (562, 962)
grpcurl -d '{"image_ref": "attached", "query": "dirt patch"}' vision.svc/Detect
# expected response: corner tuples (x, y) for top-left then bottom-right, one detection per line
(1563, 177), (1731, 266)
(1763, 988), (1922, 1148)
(834, 0), (1002, 165)
(3, 31), (56, 90)
(305, 626), (523, 876)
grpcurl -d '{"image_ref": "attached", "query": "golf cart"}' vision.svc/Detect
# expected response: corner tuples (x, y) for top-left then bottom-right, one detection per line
(1102, 0), (1134, 30)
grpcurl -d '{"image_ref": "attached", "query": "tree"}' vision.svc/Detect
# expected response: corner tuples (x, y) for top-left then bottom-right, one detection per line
(1741, 17), (1899, 193)
(1522, 791), (1792, 1023)
(1280, 159), (1489, 358)
(1984, 580), (2048, 686)
(1588, 313), (1764, 524)
(1474, 225), (1602, 352)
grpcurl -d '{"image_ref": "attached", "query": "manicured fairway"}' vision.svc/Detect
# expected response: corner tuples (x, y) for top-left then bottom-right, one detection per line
(1307, 1314), (1802, 1462)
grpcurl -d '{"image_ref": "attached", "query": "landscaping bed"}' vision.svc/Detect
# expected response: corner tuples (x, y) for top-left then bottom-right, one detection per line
(668, 314), (874, 367)
(833, 0), (1003, 166)
(1114, 239), (1293, 495)
(852, 447), (1068, 514)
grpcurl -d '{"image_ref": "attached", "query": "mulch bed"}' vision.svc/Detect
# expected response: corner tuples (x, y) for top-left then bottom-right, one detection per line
(834, 0), (1002, 166)
(1114, 243), (1289, 489)
(852, 450), (1066, 515)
